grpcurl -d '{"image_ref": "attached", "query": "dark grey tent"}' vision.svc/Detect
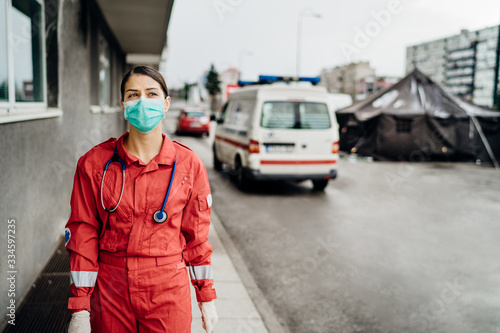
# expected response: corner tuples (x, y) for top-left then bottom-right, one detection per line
(336, 69), (500, 167)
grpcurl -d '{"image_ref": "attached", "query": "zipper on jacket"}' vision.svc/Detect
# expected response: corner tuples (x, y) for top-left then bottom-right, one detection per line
(165, 175), (189, 205)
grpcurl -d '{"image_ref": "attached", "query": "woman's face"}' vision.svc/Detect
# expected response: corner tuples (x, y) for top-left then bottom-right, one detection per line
(121, 74), (170, 112)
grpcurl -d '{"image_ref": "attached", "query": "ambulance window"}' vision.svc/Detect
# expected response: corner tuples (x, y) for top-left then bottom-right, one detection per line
(223, 101), (238, 125)
(261, 101), (331, 129)
(219, 102), (228, 123)
(299, 102), (331, 129)
(261, 102), (295, 129)
(225, 101), (252, 128)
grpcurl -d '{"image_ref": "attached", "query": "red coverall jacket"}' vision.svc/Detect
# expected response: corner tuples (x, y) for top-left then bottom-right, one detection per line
(65, 132), (217, 313)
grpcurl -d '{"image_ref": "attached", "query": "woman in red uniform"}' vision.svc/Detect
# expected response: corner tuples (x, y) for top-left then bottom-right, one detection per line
(65, 66), (217, 333)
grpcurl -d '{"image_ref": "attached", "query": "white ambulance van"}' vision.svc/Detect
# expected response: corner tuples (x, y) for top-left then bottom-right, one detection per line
(213, 79), (339, 191)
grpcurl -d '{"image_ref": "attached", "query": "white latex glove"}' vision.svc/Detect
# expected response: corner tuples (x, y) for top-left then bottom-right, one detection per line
(68, 310), (91, 333)
(198, 301), (218, 333)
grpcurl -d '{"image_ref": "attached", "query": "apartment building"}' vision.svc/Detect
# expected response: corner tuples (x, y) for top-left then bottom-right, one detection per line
(319, 62), (376, 101)
(406, 26), (500, 108)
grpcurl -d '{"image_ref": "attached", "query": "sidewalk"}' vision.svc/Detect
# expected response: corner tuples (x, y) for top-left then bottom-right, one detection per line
(1, 211), (278, 332)
(191, 212), (269, 332)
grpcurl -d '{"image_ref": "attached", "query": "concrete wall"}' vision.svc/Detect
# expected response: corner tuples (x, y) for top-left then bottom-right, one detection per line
(0, 0), (127, 320)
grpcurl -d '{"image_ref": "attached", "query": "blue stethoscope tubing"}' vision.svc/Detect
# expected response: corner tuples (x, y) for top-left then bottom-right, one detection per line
(153, 158), (176, 223)
(100, 146), (176, 224)
(100, 147), (126, 214)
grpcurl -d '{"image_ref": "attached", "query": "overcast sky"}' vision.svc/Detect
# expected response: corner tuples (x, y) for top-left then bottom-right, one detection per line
(164, 0), (500, 88)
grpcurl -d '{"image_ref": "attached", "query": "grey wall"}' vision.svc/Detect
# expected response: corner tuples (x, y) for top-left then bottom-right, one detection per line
(0, 0), (127, 320)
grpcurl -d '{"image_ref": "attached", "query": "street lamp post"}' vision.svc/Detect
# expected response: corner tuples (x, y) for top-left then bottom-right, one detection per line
(296, 8), (322, 77)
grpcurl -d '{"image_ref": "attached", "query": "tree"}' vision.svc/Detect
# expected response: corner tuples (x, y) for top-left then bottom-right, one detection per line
(0, 80), (7, 100)
(183, 83), (190, 101)
(205, 64), (221, 111)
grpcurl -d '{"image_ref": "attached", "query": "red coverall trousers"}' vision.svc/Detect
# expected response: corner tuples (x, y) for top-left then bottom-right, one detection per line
(65, 132), (217, 332)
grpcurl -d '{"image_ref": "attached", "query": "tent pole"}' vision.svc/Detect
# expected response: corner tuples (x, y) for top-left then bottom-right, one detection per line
(470, 115), (500, 169)
(440, 82), (499, 169)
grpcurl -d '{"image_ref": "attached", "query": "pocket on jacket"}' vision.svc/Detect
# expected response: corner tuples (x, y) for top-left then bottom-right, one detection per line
(99, 230), (118, 252)
(197, 191), (212, 211)
(99, 216), (119, 253)
(196, 191), (212, 237)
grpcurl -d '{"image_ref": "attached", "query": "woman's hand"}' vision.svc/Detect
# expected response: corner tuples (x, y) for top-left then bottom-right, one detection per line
(68, 310), (91, 333)
(198, 301), (218, 333)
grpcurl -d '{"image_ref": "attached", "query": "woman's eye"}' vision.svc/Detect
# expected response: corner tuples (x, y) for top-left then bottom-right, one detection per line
(149, 92), (158, 96)
(128, 93), (137, 98)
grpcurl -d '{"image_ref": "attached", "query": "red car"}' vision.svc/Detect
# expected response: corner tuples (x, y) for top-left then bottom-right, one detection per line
(175, 108), (210, 136)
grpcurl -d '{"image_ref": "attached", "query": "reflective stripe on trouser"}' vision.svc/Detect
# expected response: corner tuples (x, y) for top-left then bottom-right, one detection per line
(90, 260), (191, 333)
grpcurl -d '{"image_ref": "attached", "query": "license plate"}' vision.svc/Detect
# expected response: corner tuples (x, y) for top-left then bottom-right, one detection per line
(266, 145), (294, 153)
(190, 122), (201, 127)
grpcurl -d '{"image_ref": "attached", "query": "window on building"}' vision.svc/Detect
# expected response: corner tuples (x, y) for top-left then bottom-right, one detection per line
(0, 0), (61, 123)
(12, 0), (44, 102)
(395, 118), (412, 133)
(99, 33), (111, 108)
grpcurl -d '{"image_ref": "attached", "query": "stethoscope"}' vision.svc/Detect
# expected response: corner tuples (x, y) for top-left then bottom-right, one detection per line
(100, 145), (176, 223)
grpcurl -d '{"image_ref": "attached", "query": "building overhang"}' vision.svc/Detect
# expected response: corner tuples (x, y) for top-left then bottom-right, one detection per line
(95, 0), (174, 62)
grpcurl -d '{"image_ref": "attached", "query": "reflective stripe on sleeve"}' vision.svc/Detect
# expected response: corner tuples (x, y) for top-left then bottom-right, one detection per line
(188, 265), (213, 280)
(70, 271), (98, 287)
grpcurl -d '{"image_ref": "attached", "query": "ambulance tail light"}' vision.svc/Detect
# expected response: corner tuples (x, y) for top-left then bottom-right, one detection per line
(332, 141), (339, 154)
(249, 139), (260, 154)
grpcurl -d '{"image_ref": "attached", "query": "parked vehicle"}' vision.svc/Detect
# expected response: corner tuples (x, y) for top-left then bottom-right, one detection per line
(175, 108), (210, 136)
(213, 79), (339, 191)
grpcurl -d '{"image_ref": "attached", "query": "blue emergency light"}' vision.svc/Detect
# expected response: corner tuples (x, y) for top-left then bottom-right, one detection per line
(259, 75), (321, 85)
(299, 77), (321, 84)
(258, 75), (282, 83)
(238, 75), (321, 87)
(237, 80), (256, 86)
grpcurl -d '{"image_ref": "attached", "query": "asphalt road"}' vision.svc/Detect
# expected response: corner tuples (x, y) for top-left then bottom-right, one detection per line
(165, 108), (500, 333)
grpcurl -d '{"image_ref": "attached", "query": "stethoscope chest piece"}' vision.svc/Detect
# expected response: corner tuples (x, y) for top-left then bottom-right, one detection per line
(153, 210), (168, 223)
(151, 158), (177, 224)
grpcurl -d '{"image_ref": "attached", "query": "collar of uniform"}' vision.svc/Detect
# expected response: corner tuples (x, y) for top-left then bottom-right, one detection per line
(116, 132), (176, 167)
(156, 133), (176, 166)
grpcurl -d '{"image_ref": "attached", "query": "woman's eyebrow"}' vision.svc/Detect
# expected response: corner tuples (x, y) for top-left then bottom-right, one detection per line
(125, 87), (160, 92)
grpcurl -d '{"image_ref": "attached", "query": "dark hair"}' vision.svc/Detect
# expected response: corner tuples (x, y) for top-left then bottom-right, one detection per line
(120, 65), (169, 101)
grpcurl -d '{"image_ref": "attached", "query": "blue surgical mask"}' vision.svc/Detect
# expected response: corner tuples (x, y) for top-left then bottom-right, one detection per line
(124, 97), (166, 133)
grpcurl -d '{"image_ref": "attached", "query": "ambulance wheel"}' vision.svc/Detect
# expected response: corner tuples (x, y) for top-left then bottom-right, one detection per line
(233, 156), (248, 190)
(213, 145), (223, 171)
(312, 179), (329, 191)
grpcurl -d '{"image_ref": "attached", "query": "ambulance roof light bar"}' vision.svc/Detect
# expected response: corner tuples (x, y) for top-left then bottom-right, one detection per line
(237, 80), (256, 86)
(238, 75), (321, 87)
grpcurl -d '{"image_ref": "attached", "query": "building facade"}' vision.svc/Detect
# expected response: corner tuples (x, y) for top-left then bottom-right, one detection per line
(406, 26), (500, 108)
(356, 75), (400, 101)
(0, 0), (173, 323)
(220, 67), (240, 103)
(319, 62), (376, 101)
